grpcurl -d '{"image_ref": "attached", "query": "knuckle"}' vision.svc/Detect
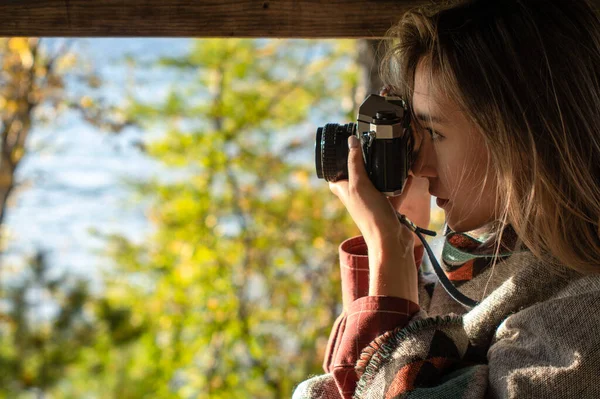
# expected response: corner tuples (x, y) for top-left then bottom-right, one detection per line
(351, 178), (368, 196)
(347, 182), (360, 196)
(349, 185), (368, 204)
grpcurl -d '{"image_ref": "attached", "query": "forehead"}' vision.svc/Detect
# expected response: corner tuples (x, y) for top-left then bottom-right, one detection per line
(412, 60), (459, 117)
(411, 60), (486, 148)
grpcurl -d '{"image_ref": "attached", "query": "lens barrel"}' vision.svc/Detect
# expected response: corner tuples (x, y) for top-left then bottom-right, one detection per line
(315, 123), (355, 183)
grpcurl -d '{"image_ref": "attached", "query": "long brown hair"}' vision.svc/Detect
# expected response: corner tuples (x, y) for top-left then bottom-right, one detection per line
(381, 0), (600, 274)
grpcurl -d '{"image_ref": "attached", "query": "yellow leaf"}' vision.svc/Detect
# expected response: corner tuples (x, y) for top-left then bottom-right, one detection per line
(159, 316), (172, 329)
(175, 262), (195, 283)
(80, 96), (93, 108)
(8, 38), (33, 68)
(56, 53), (77, 72)
(7, 38), (28, 53)
(12, 147), (24, 163)
(294, 170), (309, 186)
(205, 214), (217, 228)
(207, 297), (219, 310)
(6, 100), (18, 114)
(313, 237), (325, 249)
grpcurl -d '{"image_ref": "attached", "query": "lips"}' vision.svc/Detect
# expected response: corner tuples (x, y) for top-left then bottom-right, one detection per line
(429, 188), (450, 207)
(429, 190), (449, 200)
(436, 198), (450, 208)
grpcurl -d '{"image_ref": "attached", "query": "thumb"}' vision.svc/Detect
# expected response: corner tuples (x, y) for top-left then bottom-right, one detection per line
(347, 135), (368, 186)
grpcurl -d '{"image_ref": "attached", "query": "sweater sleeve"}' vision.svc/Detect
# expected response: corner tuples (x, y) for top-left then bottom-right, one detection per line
(321, 236), (422, 398)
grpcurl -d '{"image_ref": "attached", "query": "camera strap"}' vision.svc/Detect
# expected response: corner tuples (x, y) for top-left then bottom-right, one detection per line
(397, 213), (480, 308)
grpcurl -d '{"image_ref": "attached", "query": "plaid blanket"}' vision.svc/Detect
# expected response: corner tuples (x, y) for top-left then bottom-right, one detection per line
(293, 228), (600, 398)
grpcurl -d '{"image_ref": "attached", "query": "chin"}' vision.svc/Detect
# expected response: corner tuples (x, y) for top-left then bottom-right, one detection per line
(445, 210), (489, 233)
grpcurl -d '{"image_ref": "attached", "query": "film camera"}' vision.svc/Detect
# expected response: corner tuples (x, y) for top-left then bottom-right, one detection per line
(315, 94), (414, 196)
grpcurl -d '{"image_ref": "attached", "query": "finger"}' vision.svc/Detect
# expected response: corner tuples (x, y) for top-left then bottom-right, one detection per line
(347, 135), (367, 188)
(388, 175), (413, 211)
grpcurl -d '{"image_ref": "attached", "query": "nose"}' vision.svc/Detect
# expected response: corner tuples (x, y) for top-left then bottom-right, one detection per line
(410, 132), (437, 179)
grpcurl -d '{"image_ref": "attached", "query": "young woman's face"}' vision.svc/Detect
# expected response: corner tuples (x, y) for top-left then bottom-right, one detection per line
(410, 61), (499, 232)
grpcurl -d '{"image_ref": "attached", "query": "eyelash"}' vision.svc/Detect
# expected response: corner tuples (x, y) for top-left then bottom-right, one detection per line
(425, 128), (444, 141)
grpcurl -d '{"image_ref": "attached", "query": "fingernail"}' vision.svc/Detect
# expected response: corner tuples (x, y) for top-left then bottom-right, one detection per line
(348, 135), (359, 149)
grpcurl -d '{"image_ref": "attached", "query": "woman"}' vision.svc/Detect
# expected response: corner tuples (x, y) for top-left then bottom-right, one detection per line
(294, 0), (600, 397)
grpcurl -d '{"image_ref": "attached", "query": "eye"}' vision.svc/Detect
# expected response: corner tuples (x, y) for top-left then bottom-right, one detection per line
(426, 128), (444, 141)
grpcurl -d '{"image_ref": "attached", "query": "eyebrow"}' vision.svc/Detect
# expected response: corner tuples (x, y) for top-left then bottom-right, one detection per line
(415, 112), (447, 124)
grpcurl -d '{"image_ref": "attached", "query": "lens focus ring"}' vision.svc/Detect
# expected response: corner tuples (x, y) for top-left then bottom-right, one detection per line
(322, 123), (356, 182)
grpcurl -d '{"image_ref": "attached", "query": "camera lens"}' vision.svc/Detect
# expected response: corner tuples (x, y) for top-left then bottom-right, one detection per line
(315, 123), (356, 182)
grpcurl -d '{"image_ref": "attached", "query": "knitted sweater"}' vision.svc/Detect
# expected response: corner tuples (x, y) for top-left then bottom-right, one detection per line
(293, 227), (600, 398)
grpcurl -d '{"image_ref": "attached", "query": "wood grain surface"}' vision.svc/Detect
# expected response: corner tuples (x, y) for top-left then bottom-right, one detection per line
(1, 0), (428, 38)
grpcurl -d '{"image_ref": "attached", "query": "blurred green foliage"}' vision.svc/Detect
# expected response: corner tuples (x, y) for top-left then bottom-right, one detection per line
(98, 39), (357, 398)
(2, 38), (364, 398)
(96, 38), (361, 398)
(0, 251), (95, 396)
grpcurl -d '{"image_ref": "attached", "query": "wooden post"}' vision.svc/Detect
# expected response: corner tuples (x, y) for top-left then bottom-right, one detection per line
(1, 0), (426, 38)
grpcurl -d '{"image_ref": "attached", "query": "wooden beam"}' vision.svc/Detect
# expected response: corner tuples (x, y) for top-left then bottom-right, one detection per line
(1, 0), (427, 38)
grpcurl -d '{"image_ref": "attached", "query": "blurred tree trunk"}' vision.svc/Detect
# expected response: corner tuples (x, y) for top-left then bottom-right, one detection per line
(0, 38), (135, 272)
(356, 39), (384, 98)
(0, 39), (41, 235)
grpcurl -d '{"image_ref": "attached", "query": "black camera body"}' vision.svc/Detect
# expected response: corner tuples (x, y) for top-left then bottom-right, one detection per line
(315, 94), (413, 196)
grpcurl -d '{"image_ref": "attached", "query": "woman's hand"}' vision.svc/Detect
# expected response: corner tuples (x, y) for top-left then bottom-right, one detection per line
(389, 173), (431, 247)
(328, 135), (427, 302)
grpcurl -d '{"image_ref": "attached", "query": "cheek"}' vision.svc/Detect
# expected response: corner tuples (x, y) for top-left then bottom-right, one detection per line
(439, 146), (498, 231)
(446, 187), (497, 232)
